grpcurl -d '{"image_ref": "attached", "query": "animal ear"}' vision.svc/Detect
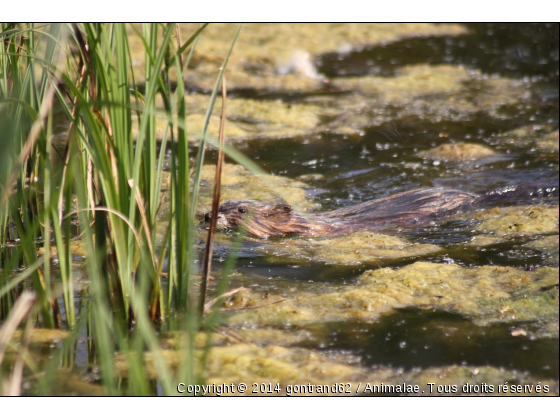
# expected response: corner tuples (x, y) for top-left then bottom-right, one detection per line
(267, 204), (293, 215)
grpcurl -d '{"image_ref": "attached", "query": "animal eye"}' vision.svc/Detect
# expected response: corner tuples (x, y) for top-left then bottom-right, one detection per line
(238, 207), (247, 214)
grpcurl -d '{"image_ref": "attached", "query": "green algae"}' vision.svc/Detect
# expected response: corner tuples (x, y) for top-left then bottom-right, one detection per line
(451, 206), (559, 250)
(331, 65), (525, 112)
(474, 206), (558, 236)
(113, 339), (558, 395)
(450, 205), (558, 249)
(536, 130), (560, 152)
(35, 238), (88, 259)
(224, 327), (312, 347)
(223, 262), (558, 330)
(41, 372), (105, 396)
(492, 126), (559, 152)
(124, 24), (550, 153)
(361, 263), (559, 329)
(125, 24), (467, 96)
(125, 27), (530, 143)
(419, 142), (496, 160)
(130, 62), (530, 143)
(201, 94), (322, 140)
(197, 163), (318, 214)
(477, 286), (558, 326)
(523, 235), (559, 254)
(256, 231), (442, 265)
(131, 93), (324, 142)
(408, 365), (557, 396)
(10, 328), (70, 345)
(333, 64), (471, 98)
(146, 23), (467, 91)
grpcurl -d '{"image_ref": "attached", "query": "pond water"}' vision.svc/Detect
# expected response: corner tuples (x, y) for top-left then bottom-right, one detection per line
(196, 23), (558, 386)
(9, 23), (558, 395)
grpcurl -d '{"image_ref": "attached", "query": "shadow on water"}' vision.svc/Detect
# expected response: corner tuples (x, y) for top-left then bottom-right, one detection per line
(300, 308), (559, 380)
(317, 23), (559, 83)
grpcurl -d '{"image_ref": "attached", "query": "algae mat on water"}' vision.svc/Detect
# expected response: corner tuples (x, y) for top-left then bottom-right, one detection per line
(223, 262), (559, 331)
(127, 23), (467, 91)
(111, 338), (557, 395)
(132, 63), (530, 142)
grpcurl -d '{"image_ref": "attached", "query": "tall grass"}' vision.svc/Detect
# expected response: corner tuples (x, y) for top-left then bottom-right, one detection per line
(0, 22), (240, 395)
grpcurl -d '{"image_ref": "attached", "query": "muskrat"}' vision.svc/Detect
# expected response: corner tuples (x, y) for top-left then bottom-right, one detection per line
(205, 181), (558, 239)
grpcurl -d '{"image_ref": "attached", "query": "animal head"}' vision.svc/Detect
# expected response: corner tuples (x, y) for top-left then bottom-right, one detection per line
(205, 200), (295, 238)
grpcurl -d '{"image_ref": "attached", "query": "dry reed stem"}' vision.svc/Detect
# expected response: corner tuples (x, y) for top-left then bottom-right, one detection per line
(58, 25), (91, 224)
(219, 298), (288, 312)
(199, 74), (228, 316)
(203, 287), (248, 312)
(128, 179), (156, 267)
(7, 303), (36, 396)
(0, 41), (66, 208)
(0, 291), (37, 369)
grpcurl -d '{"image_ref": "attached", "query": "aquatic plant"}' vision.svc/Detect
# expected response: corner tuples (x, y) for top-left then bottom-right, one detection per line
(0, 22), (240, 395)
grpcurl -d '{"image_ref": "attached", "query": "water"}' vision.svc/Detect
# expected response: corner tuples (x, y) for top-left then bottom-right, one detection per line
(202, 23), (558, 381)
(301, 308), (559, 379)
(12, 23), (559, 393)
(317, 23), (559, 82)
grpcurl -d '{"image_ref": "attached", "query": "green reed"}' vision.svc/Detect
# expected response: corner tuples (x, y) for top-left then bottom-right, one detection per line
(0, 22), (240, 395)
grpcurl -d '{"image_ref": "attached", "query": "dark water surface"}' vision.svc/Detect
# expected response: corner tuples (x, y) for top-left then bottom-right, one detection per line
(318, 23), (559, 82)
(301, 308), (559, 379)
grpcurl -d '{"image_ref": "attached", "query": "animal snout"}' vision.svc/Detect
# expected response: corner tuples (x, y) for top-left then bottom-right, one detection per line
(204, 211), (212, 223)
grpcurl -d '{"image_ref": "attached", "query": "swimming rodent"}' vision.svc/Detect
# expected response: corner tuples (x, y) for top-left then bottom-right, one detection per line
(205, 181), (558, 239)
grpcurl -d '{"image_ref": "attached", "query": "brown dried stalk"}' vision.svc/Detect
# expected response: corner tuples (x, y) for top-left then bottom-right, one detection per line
(199, 74), (227, 316)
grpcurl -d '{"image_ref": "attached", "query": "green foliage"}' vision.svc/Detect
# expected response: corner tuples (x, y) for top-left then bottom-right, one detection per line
(0, 22), (240, 395)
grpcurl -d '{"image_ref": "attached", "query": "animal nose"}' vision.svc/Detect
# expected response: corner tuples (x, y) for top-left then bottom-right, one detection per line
(204, 211), (212, 223)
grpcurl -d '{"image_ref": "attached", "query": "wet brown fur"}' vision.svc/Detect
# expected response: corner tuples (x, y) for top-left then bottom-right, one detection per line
(209, 187), (480, 239)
